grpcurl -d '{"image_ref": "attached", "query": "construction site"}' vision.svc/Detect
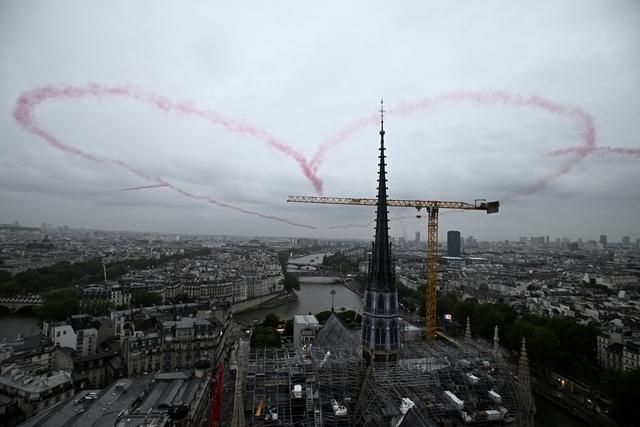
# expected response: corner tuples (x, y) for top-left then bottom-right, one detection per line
(224, 103), (531, 426)
(229, 316), (525, 426)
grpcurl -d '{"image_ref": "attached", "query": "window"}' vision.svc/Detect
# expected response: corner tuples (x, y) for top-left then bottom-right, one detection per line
(377, 294), (385, 314)
(362, 318), (372, 344)
(390, 321), (398, 346)
(365, 293), (372, 311)
(375, 321), (385, 348)
(56, 331), (61, 337)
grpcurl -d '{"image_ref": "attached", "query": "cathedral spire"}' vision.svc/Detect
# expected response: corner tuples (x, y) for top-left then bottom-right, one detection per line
(361, 100), (399, 365)
(368, 99), (394, 291)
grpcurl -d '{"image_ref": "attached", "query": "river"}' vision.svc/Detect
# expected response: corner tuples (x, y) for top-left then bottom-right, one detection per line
(234, 279), (361, 323)
(0, 312), (41, 341)
(0, 280), (358, 340)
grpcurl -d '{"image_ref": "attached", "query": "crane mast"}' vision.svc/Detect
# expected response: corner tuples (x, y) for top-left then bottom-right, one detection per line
(287, 195), (499, 344)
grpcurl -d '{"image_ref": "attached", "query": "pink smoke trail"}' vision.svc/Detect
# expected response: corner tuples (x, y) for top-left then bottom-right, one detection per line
(122, 183), (168, 191)
(311, 91), (596, 198)
(549, 146), (640, 157)
(14, 84), (323, 194)
(12, 89), (317, 230)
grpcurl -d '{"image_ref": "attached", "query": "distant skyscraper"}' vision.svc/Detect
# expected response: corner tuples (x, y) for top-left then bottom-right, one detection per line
(447, 230), (461, 257)
(415, 231), (420, 243)
(599, 235), (608, 249)
(465, 235), (477, 248)
(622, 236), (630, 245)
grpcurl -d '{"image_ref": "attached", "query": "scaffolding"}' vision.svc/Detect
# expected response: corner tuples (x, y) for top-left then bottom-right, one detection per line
(233, 315), (521, 426)
(310, 316), (520, 426)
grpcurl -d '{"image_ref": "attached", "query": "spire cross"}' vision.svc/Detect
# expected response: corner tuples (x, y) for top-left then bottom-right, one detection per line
(379, 98), (385, 133)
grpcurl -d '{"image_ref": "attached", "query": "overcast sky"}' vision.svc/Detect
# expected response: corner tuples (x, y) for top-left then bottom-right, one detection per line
(1, 1), (639, 242)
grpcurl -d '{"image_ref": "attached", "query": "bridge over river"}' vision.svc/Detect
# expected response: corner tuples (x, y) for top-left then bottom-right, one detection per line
(0, 296), (44, 313)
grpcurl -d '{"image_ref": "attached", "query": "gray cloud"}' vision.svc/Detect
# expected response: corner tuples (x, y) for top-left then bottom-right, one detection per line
(0, 0), (639, 241)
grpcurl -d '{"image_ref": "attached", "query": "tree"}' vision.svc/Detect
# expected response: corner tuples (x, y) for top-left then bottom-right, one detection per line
(250, 326), (281, 348)
(472, 304), (506, 340)
(277, 250), (290, 271)
(0, 270), (12, 283)
(0, 280), (21, 297)
(262, 313), (281, 328)
(322, 252), (358, 273)
(36, 288), (79, 321)
(131, 290), (162, 307)
(283, 273), (300, 292)
(604, 369), (640, 425)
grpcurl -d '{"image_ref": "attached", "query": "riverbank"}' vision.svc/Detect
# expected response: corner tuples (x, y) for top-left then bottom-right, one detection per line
(534, 393), (589, 427)
(532, 377), (616, 427)
(234, 281), (361, 323)
(231, 292), (287, 314)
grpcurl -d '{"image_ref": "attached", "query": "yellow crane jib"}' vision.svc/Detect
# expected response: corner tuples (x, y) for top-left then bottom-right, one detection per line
(287, 195), (499, 345)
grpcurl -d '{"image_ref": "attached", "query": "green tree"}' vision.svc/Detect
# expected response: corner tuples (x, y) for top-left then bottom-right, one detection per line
(250, 326), (281, 347)
(437, 294), (459, 318)
(283, 273), (300, 292)
(36, 288), (79, 321)
(510, 318), (560, 367)
(322, 252), (358, 273)
(262, 313), (281, 328)
(131, 290), (162, 307)
(0, 280), (21, 297)
(472, 304), (506, 340)
(0, 270), (12, 283)
(604, 369), (640, 425)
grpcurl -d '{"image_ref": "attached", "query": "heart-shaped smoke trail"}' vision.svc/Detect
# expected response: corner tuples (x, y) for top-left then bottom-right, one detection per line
(13, 84), (318, 229)
(13, 84), (638, 230)
(312, 91), (600, 199)
(13, 83), (323, 192)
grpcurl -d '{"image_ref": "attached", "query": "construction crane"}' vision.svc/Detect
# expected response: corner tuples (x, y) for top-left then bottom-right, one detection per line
(287, 195), (499, 344)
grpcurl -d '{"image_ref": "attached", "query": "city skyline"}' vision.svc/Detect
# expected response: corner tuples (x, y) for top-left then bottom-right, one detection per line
(2, 218), (637, 247)
(1, 1), (639, 241)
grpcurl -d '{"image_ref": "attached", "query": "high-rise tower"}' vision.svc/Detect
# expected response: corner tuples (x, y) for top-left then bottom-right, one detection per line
(361, 100), (400, 365)
(447, 230), (461, 257)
